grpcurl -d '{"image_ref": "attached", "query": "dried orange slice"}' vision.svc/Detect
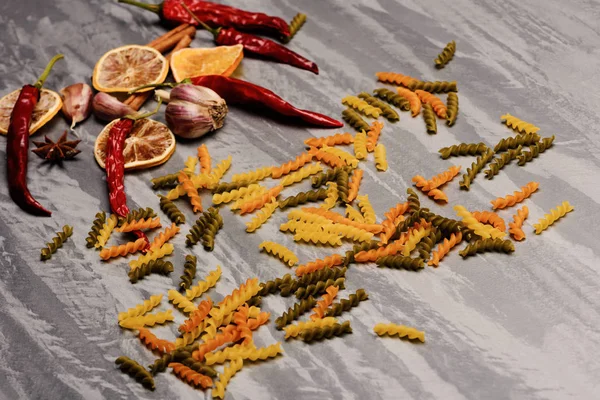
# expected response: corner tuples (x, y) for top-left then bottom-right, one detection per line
(170, 45), (244, 82)
(0, 89), (62, 135)
(92, 45), (169, 93)
(94, 118), (176, 170)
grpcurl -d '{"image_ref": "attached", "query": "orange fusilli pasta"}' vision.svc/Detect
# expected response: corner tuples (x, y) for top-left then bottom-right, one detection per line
(295, 254), (345, 276)
(508, 206), (528, 241)
(272, 152), (313, 178)
(197, 144), (211, 174)
(428, 232), (462, 267)
(99, 238), (146, 260)
(396, 87), (421, 117)
(376, 71), (417, 87)
(415, 90), (447, 118)
(178, 171), (203, 213)
(366, 121), (384, 152)
(490, 182), (539, 210)
(138, 327), (176, 355)
(304, 133), (354, 148)
(347, 169), (364, 203)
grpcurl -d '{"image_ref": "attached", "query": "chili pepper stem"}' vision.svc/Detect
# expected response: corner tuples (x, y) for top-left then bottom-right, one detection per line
(118, 0), (160, 14)
(125, 98), (163, 120)
(34, 54), (64, 90)
(128, 79), (191, 94)
(181, 2), (221, 38)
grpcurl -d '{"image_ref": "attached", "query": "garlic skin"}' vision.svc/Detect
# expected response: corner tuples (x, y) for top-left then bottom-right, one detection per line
(60, 83), (93, 129)
(92, 92), (137, 122)
(164, 84), (227, 139)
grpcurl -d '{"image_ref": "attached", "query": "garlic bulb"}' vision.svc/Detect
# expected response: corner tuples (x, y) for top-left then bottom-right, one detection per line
(92, 92), (137, 122)
(60, 83), (93, 129)
(163, 84), (227, 139)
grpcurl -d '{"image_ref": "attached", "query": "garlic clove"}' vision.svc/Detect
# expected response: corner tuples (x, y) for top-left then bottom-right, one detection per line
(164, 84), (228, 139)
(92, 92), (137, 122)
(60, 83), (93, 130)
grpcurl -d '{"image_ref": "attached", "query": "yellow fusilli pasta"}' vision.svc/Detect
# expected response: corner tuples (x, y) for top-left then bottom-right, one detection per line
(117, 294), (162, 322)
(119, 310), (174, 329)
(129, 243), (174, 270)
(374, 143), (388, 171)
(183, 156), (198, 174)
(454, 205), (506, 239)
(356, 195), (376, 224)
(186, 265), (222, 300)
(168, 289), (197, 314)
(280, 163), (323, 187)
(208, 156), (232, 184)
(320, 145), (359, 168)
(293, 230), (342, 246)
(320, 182), (339, 210)
(212, 358), (244, 399)
(342, 96), (382, 118)
(95, 214), (117, 249)
(373, 323), (425, 342)
(212, 184), (264, 204)
(353, 130), (368, 160)
(259, 241), (299, 267)
(231, 166), (273, 184)
(246, 198), (279, 232)
(402, 226), (431, 256)
(345, 205), (365, 223)
(533, 201), (574, 234)
(501, 113), (540, 135)
(284, 317), (338, 339)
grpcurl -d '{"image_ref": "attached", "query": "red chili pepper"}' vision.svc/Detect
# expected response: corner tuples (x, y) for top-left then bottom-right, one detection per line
(119, 0), (290, 39)
(190, 75), (343, 128)
(104, 102), (162, 247)
(6, 55), (63, 216)
(184, 6), (318, 74)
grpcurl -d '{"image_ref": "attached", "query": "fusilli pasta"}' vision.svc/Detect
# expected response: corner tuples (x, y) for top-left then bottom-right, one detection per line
(533, 201), (574, 234)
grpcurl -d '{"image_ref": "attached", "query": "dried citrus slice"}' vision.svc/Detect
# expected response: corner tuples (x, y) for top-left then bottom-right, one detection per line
(94, 118), (176, 170)
(92, 45), (169, 93)
(0, 89), (62, 135)
(170, 45), (244, 82)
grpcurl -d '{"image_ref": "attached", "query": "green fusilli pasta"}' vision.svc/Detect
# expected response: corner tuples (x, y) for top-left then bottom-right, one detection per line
(129, 259), (174, 283)
(179, 356), (218, 378)
(257, 274), (293, 296)
(201, 209), (223, 251)
(323, 289), (369, 317)
(357, 92), (399, 122)
(118, 207), (157, 227)
(434, 40), (456, 68)
(414, 228), (442, 261)
(407, 188), (421, 214)
(336, 167), (350, 204)
(517, 136), (555, 166)
(493, 132), (540, 153)
(179, 255), (197, 290)
(376, 255), (424, 270)
(301, 321), (352, 342)
(275, 297), (317, 329)
(211, 180), (251, 194)
(422, 103), (437, 134)
(408, 80), (458, 93)
(280, 267), (347, 296)
(282, 13), (307, 43)
(278, 188), (329, 210)
(459, 238), (515, 258)
(459, 149), (496, 190)
(41, 225), (73, 261)
(294, 278), (345, 299)
(115, 356), (155, 391)
(446, 92), (459, 126)
(484, 147), (522, 179)
(311, 166), (348, 188)
(149, 353), (172, 376)
(373, 88), (411, 111)
(85, 211), (106, 248)
(438, 142), (489, 159)
(151, 171), (190, 190)
(186, 209), (214, 246)
(342, 108), (370, 132)
(158, 195), (185, 225)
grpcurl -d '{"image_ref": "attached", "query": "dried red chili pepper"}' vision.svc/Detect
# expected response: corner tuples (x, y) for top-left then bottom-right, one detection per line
(190, 75), (342, 128)
(119, 0), (290, 39)
(104, 101), (162, 246)
(6, 54), (63, 216)
(183, 5), (318, 74)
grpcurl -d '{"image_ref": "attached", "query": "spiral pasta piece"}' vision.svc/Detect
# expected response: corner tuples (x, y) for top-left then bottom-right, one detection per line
(278, 188), (329, 210)
(319, 182), (338, 210)
(151, 172), (185, 190)
(207, 156), (232, 184)
(310, 287), (339, 321)
(175, 171), (202, 213)
(416, 165), (462, 192)
(357, 92), (400, 122)
(177, 255), (197, 291)
(308, 146), (346, 169)
(239, 185), (284, 215)
(472, 211), (506, 232)
(197, 144), (211, 174)
(408, 80), (458, 93)
(373, 323), (425, 342)
(366, 121), (384, 152)
(272, 152), (313, 179)
(402, 226), (431, 256)
(283, 12), (307, 43)
(116, 217), (161, 233)
(212, 180), (251, 194)
(415, 90), (447, 118)
(204, 344), (251, 365)
(446, 92), (459, 126)
(286, 209), (332, 225)
(490, 182), (539, 210)
(233, 305), (252, 345)
(293, 231), (343, 246)
(325, 223), (374, 243)
(129, 243), (174, 270)
(95, 214), (117, 249)
(231, 166), (272, 184)
(434, 40), (456, 68)
(371, 89), (411, 114)
(320, 145), (359, 168)
(356, 194), (376, 224)
(454, 205), (506, 239)
(86, 211), (106, 248)
(118, 294), (163, 322)
(304, 133), (354, 148)
(183, 156), (197, 175)
(242, 343), (283, 362)
(459, 149), (496, 190)
(336, 167), (350, 204)
(229, 188), (268, 211)
(422, 103), (437, 134)
(346, 169), (363, 203)
(375, 72), (416, 87)
(374, 143), (388, 171)
(294, 278), (345, 300)
(186, 208), (216, 245)
(201, 211), (223, 251)
(169, 362), (213, 389)
(376, 255), (424, 270)
(158, 195), (185, 225)
(168, 289), (197, 314)
(259, 241), (299, 267)
(302, 207), (384, 234)
(438, 142), (489, 159)
(283, 219), (331, 234)
(179, 298), (213, 333)
(459, 238), (515, 258)
(295, 254), (344, 276)
(40, 225), (73, 260)
(353, 130), (368, 160)
(484, 147), (522, 179)
(396, 87), (421, 117)
(194, 326), (242, 361)
(246, 198), (279, 232)
(533, 201), (574, 234)
(119, 310), (174, 329)
(212, 278), (260, 320)
(280, 163), (323, 187)
(347, 207), (366, 225)
(508, 206), (528, 241)
(115, 356), (155, 390)
(212, 184), (264, 204)
(517, 136), (555, 166)
(301, 321), (352, 342)
(428, 232), (462, 267)
(138, 328), (175, 355)
(212, 358), (243, 399)
(258, 274), (293, 296)
(149, 223), (180, 251)
(99, 238), (146, 260)
(284, 317), (338, 339)
(166, 173), (212, 200)
(355, 237), (403, 263)
(501, 113), (540, 135)
(275, 297), (317, 329)
(342, 108), (370, 132)
(118, 208), (157, 227)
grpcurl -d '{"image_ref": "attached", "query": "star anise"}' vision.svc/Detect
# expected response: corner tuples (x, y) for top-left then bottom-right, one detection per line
(32, 131), (81, 162)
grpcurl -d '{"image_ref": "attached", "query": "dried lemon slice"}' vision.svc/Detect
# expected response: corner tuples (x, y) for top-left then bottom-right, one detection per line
(170, 45), (244, 82)
(0, 89), (62, 135)
(94, 118), (176, 170)
(92, 45), (169, 93)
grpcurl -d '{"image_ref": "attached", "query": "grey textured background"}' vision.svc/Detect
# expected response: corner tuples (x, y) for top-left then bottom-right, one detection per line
(1, 0), (599, 399)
